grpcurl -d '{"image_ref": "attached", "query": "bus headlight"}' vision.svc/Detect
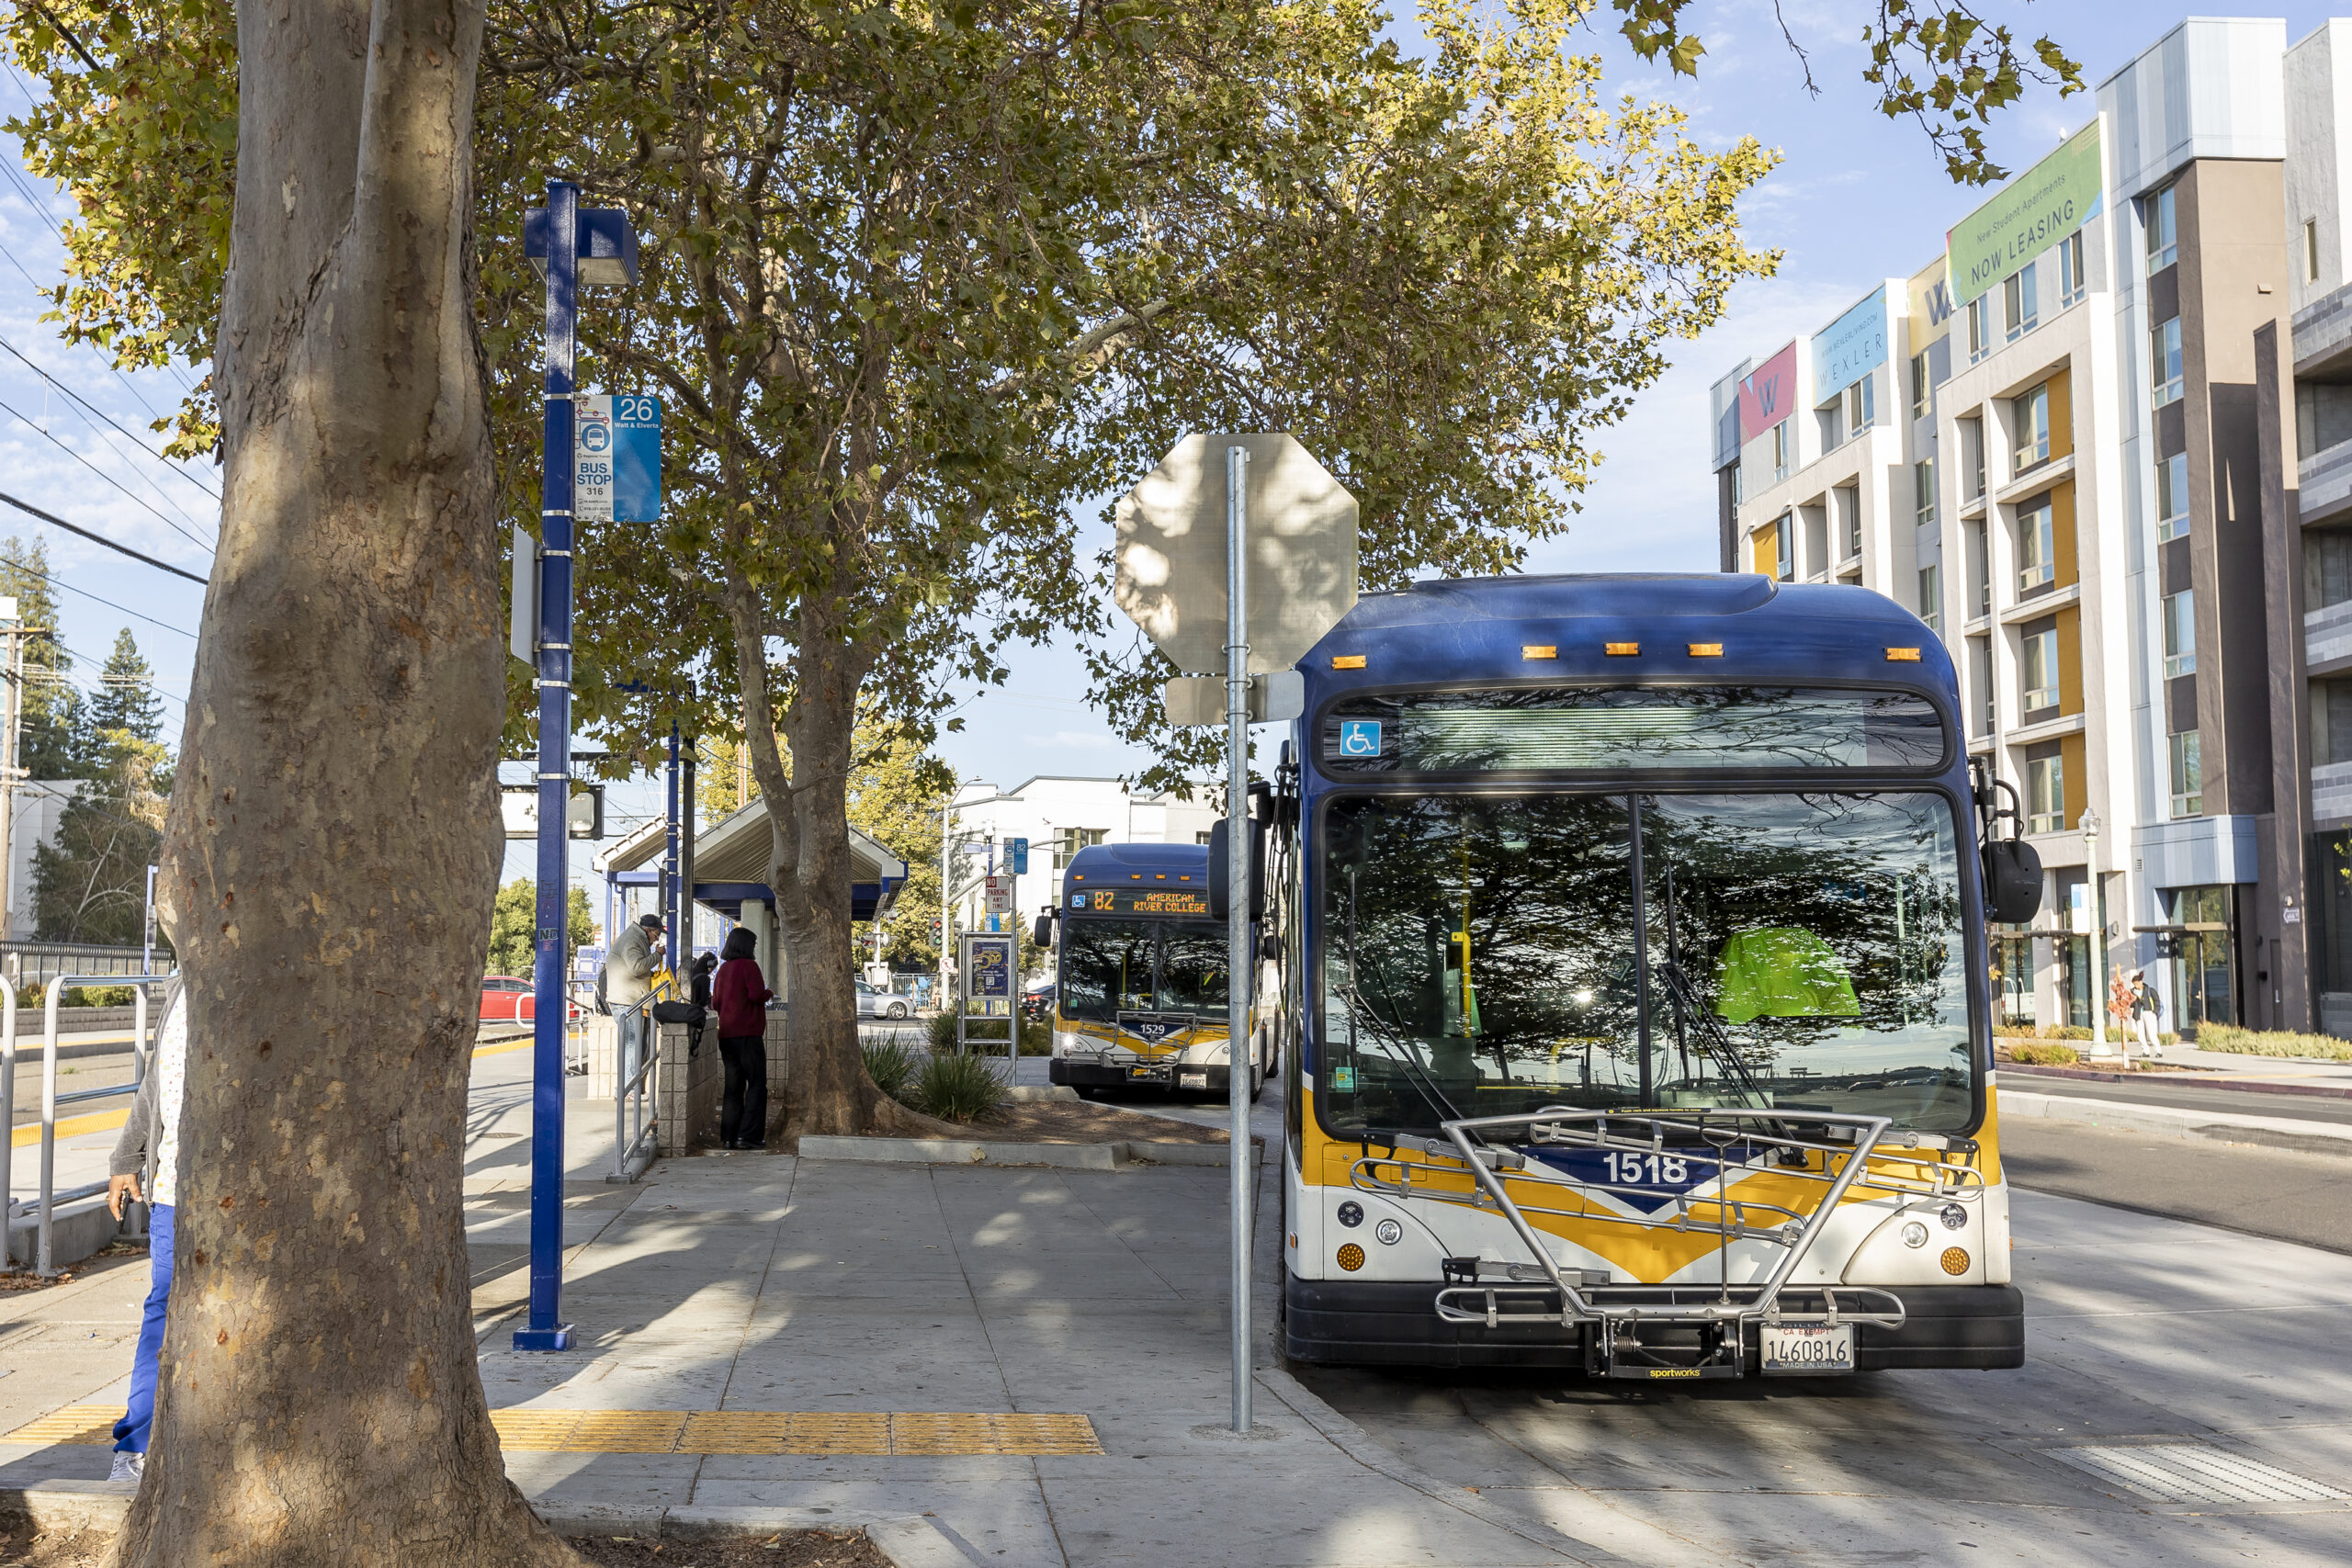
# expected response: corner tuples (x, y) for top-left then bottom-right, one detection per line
(1901, 1222), (1930, 1249)
(1939, 1202), (1969, 1231)
(1052, 1031), (1085, 1058)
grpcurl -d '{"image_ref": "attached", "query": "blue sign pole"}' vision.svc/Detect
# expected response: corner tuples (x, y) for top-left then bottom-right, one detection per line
(519, 179), (580, 1352)
(664, 722), (681, 974)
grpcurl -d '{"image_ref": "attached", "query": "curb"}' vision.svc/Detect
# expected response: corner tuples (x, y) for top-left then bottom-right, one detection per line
(2004, 1062), (2352, 1100)
(797, 1134), (1235, 1168)
(2001, 1089), (2352, 1156)
(0, 1489), (973, 1567)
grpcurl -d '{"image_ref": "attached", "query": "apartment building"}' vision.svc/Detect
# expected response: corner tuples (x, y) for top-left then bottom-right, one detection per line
(1713, 18), (2308, 1036)
(943, 774), (1221, 942)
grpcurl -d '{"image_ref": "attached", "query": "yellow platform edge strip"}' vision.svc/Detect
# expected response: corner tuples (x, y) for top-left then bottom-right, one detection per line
(3, 1406), (1102, 1457)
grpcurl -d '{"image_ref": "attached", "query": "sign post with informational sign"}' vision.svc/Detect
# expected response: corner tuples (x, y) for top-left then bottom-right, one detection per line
(1112, 433), (1360, 1438)
(957, 931), (1016, 1059)
(574, 394), (662, 524)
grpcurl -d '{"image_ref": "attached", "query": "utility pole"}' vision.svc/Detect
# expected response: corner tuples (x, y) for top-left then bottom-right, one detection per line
(0, 610), (28, 945)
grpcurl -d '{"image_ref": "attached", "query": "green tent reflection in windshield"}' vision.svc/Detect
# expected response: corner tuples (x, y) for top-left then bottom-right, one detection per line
(1713, 927), (1861, 1023)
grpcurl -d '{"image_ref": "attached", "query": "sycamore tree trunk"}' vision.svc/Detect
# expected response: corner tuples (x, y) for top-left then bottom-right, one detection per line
(725, 573), (956, 1140)
(129, 0), (578, 1562)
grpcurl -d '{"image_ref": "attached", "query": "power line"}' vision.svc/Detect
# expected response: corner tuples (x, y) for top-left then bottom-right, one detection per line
(0, 553), (195, 638)
(0, 392), (215, 556)
(0, 333), (220, 502)
(0, 489), (206, 585)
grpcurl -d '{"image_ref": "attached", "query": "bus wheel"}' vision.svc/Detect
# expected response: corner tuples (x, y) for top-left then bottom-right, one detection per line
(1073, 1085), (1101, 1102)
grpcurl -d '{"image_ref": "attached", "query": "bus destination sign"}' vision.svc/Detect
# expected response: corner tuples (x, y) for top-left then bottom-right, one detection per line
(1070, 886), (1212, 917)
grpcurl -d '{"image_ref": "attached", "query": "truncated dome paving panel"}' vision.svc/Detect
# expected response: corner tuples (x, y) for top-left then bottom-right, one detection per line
(2050, 1444), (2348, 1504)
(0, 1405), (1102, 1458)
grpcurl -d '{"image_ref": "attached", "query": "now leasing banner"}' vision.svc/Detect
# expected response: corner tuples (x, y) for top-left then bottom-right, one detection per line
(1947, 121), (2104, 307)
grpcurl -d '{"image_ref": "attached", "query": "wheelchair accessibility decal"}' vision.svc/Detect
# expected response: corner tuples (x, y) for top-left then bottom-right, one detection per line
(1339, 719), (1382, 758)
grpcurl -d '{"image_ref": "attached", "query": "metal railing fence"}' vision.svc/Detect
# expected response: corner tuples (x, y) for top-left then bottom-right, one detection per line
(4, 973), (173, 1275)
(613, 994), (658, 1182)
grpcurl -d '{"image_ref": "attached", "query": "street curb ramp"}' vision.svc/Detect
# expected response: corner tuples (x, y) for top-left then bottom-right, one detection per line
(0, 1486), (974, 1567)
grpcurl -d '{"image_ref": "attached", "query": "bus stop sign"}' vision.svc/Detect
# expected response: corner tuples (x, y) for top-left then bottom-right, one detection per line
(1114, 434), (1357, 675)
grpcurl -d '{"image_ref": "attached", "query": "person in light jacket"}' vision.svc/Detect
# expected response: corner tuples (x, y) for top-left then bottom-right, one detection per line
(603, 911), (662, 1065)
(103, 976), (186, 1481)
(712, 927), (775, 1149)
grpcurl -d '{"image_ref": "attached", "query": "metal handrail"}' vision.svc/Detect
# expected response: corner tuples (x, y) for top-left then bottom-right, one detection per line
(6, 974), (174, 1276)
(612, 992), (659, 1182)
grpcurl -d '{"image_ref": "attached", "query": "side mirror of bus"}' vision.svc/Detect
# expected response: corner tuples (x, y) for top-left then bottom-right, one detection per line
(1208, 817), (1267, 923)
(1984, 839), (2043, 924)
(1032, 912), (1054, 948)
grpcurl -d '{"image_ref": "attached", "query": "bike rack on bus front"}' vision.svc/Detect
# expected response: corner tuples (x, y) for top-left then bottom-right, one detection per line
(1347, 1107), (1988, 1356)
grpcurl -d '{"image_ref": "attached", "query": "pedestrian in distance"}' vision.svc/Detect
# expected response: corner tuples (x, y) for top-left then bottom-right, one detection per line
(713, 926), (775, 1149)
(687, 949), (717, 1056)
(2132, 969), (2164, 1059)
(104, 975), (187, 1482)
(603, 911), (662, 1066)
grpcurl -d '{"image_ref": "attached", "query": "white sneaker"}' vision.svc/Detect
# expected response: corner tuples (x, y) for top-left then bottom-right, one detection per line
(107, 1450), (141, 1483)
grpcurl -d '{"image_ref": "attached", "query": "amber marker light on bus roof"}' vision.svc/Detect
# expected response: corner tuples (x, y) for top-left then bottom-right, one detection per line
(1331, 655), (1366, 670)
(1688, 643), (1723, 658)
(1887, 647), (1922, 661)
(1604, 642), (1639, 657)
(1522, 645), (1557, 660)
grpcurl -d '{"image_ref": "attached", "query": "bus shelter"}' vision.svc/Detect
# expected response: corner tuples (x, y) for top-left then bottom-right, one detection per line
(594, 797), (907, 998)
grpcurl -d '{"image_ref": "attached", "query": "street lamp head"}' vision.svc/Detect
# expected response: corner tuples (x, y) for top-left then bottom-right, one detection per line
(2079, 807), (2101, 838)
(524, 205), (640, 288)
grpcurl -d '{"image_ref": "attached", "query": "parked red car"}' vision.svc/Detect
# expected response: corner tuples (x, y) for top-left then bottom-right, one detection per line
(480, 976), (578, 1025)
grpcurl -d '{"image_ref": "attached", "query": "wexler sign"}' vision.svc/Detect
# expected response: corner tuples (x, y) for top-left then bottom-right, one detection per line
(1947, 121), (2105, 306)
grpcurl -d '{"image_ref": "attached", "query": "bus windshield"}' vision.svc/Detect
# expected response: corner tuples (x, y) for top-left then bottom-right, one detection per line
(1061, 917), (1230, 1022)
(1318, 790), (1973, 1134)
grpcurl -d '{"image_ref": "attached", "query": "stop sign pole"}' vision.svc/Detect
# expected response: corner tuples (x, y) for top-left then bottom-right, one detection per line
(1221, 444), (1252, 1435)
(1113, 433), (1357, 1438)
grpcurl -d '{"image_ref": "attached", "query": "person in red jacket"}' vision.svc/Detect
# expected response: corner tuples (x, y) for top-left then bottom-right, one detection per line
(713, 926), (775, 1148)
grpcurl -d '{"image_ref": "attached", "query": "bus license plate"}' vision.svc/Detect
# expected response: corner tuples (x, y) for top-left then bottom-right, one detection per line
(1180, 1072), (1207, 1089)
(1761, 1324), (1855, 1375)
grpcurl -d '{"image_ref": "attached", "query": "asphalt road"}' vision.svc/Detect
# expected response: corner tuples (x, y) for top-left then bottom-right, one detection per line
(2001, 1116), (2352, 1253)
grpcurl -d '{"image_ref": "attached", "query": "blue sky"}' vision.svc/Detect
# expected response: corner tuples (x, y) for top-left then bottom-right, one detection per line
(0, 4), (2333, 905)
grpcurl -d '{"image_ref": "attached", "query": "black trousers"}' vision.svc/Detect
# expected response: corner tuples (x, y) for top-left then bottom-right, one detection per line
(719, 1034), (768, 1146)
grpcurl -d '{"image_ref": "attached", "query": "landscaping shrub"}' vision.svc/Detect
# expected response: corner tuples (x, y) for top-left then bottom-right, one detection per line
(2005, 1043), (2080, 1066)
(911, 1051), (1009, 1122)
(862, 1035), (922, 1103)
(2195, 1023), (2352, 1062)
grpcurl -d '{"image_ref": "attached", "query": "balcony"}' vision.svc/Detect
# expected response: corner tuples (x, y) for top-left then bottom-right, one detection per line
(2315, 761), (2352, 827)
(2301, 438), (2352, 525)
(2308, 598), (2352, 675)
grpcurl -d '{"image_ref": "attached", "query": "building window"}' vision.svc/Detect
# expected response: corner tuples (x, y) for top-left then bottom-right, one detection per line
(1729, 460), (1743, 504)
(1771, 422), (1791, 481)
(2021, 626), (2060, 714)
(1919, 565), (1942, 633)
(1962, 417), (1984, 499)
(2013, 382), (2051, 471)
(1774, 513), (1792, 581)
(1910, 351), (1931, 419)
(2152, 316), (2184, 406)
(1053, 827), (1108, 869)
(1843, 376), (1873, 439)
(1840, 488), (1860, 561)
(2169, 730), (2203, 818)
(2059, 231), (2086, 305)
(2003, 262), (2038, 342)
(2163, 589), (2197, 679)
(1915, 458), (1936, 528)
(2307, 218), (2321, 284)
(2028, 752), (2067, 833)
(2016, 499), (2055, 592)
(2155, 451), (2189, 541)
(1194, 830), (1215, 845)
(1972, 637), (1995, 733)
(1966, 297), (1993, 363)
(2146, 184), (2177, 273)
(2309, 529), (2352, 609)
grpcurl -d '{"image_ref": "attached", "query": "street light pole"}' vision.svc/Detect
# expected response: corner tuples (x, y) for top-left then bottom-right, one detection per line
(2082, 807), (2111, 1062)
(1223, 443), (1253, 1436)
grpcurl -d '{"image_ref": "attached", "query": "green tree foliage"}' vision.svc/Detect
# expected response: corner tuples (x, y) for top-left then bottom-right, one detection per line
(486, 877), (596, 977)
(0, 536), (85, 780)
(28, 628), (171, 946)
(846, 716), (953, 973)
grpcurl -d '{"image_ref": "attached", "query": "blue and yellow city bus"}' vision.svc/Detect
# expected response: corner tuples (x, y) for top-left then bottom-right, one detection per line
(1274, 573), (2036, 1377)
(1044, 842), (1272, 1100)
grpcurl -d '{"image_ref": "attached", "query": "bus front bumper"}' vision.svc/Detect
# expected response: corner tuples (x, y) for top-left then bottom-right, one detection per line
(1050, 1056), (1230, 1094)
(1282, 1277), (2025, 1372)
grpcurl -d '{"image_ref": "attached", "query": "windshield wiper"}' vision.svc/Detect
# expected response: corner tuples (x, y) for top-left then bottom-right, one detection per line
(1332, 981), (1470, 1132)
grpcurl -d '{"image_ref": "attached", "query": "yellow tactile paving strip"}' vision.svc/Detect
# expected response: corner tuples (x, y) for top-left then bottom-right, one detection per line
(4, 1405), (1102, 1457)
